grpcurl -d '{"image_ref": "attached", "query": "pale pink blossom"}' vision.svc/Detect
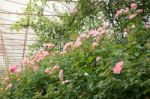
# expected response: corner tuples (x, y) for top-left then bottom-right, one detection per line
(124, 7), (130, 13)
(79, 33), (87, 40)
(21, 58), (34, 65)
(43, 43), (55, 49)
(119, 9), (125, 14)
(92, 42), (98, 49)
(58, 69), (64, 81)
(44, 67), (52, 74)
(33, 51), (49, 62)
(136, 9), (143, 13)
(5, 83), (12, 91)
(130, 3), (137, 9)
(65, 42), (74, 47)
(14, 69), (21, 77)
(96, 57), (101, 62)
(52, 65), (60, 71)
(128, 14), (137, 20)
(74, 41), (82, 47)
(42, 51), (49, 57)
(61, 80), (70, 85)
(2, 77), (9, 84)
(32, 65), (39, 72)
(88, 30), (97, 36)
(9, 65), (17, 73)
(15, 69), (21, 74)
(63, 45), (68, 51)
(63, 42), (73, 51)
(115, 12), (119, 18)
(113, 61), (124, 74)
(115, 9), (125, 18)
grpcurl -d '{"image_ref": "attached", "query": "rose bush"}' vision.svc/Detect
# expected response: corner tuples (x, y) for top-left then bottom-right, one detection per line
(0, 0), (150, 98)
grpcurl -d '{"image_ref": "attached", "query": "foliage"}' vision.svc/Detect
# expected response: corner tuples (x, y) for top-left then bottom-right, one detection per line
(12, 0), (103, 51)
(1, 0), (150, 99)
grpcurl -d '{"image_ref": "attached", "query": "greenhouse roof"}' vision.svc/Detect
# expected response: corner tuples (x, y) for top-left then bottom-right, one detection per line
(0, 0), (76, 70)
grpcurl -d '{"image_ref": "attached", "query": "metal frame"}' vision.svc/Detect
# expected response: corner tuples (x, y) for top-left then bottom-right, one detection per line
(0, 0), (76, 67)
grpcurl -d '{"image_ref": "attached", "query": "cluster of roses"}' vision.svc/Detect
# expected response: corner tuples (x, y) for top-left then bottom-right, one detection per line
(2, 63), (70, 91)
(1, 10), (129, 92)
(59, 24), (124, 74)
(1, 64), (23, 91)
(3, 23), (124, 91)
(1, 30), (68, 91)
(115, 3), (143, 20)
(44, 65), (70, 85)
(115, 3), (150, 37)
(60, 24), (107, 55)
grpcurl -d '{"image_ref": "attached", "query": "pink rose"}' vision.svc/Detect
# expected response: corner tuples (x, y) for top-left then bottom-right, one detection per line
(63, 45), (68, 51)
(125, 7), (130, 13)
(88, 30), (97, 36)
(79, 33), (87, 40)
(115, 12), (119, 18)
(130, 3), (137, 9)
(15, 69), (21, 75)
(2, 77), (9, 84)
(15, 69), (21, 73)
(65, 42), (73, 47)
(128, 14), (137, 20)
(115, 9), (125, 18)
(92, 42), (98, 49)
(42, 51), (49, 57)
(9, 65), (17, 73)
(32, 65), (39, 72)
(74, 41), (82, 47)
(52, 65), (60, 71)
(113, 61), (124, 74)
(21, 58), (34, 65)
(63, 42), (73, 51)
(61, 80), (70, 85)
(33, 51), (49, 62)
(44, 68), (52, 74)
(5, 83), (12, 91)
(136, 9), (143, 13)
